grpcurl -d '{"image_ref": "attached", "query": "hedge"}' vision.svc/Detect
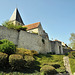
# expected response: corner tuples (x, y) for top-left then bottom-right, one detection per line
(0, 52), (8, 68)
(40, 65), (57, 75)
(16, 48), (38, 57)
(9, 54), (25, 71)
(24, 55), (35, 68)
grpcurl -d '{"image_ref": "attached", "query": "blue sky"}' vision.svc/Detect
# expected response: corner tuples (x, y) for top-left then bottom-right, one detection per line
(0, 0), (75, 45)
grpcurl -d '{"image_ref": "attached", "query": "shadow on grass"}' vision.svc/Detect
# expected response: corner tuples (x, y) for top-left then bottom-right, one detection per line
(0, 61), (41, 74)
(35, 53), (52, 58)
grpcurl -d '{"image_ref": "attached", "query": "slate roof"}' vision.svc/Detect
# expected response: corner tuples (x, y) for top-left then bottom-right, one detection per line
(23, 22), (40, 30)
(9, 8), (24, 25)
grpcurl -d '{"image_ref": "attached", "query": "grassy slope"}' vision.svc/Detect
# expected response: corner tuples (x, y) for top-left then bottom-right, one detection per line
(34, 54), (64, 68)
(0, 54), (64, 75)
(69, 58), (75, 74)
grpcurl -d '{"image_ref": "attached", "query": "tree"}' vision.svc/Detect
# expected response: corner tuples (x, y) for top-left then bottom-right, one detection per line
(69, 33), (75, 50)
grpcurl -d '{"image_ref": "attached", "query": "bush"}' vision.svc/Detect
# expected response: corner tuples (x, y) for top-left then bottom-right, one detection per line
(40, 65), (57, 75)
(68, 51), (75, 58)
(14, 25), (27, 31)
(0, 52), (8, 68)
(69, 53), (75, 59)
(42, 63), (60, 69)
(56, 67), (66, 73)
(24, 55), (35, 68)
(20, 26), (27, 31)
(2, 21), (27, 31)
(9, 54), (25, 71)
(0, 39), (16, 55)
(16, 48), (38, 57)
(31, 50), (38, 55)
(16, 48), (32, 57)
(71, 51), (75, 57)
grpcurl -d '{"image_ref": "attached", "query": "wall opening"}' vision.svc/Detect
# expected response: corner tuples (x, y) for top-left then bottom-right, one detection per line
(59, 46), (61, 54)
(42, 39), (45, 44)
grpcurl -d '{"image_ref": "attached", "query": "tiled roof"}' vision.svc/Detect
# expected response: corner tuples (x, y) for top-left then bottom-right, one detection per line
(23, 22), (40, 30)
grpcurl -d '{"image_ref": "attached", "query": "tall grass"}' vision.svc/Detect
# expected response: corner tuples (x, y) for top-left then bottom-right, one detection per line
(69, 58), (75, 74)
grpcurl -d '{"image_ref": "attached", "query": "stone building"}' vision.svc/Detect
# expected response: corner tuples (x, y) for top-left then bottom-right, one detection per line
(0, 8), (63, 54)
(50, 40), (63, 54)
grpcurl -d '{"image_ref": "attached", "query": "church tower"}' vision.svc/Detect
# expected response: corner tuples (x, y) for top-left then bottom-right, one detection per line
(9, 8), (24, 26)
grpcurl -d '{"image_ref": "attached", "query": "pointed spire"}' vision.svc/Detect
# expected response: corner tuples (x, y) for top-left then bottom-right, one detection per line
(9, 8), (24, 25)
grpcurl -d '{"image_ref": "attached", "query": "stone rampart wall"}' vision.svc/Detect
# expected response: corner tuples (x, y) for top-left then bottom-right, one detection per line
(0, 26), (18, 45)
(0, 26), (51, 54)
(18, 30), (51, 53)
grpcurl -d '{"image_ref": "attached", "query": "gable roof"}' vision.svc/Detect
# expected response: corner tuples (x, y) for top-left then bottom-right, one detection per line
(23, 22), (40, 30)
(9, 8), (24, 25)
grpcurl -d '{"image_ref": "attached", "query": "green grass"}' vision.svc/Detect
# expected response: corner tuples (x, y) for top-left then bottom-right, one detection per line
(34, 54), (66, 74)
(0, 72), (40, 75)
(69, 58), (75, 74)
(0, 71), (44, 75)
(34, 54), (64, 68)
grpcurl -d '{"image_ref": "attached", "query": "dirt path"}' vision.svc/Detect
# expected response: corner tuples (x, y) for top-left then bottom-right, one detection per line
(63, 56), (72, 75)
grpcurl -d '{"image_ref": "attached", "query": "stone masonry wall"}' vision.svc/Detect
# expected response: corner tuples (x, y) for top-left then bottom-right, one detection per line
(0, 26), (18, 45)
(0, 26), (51, 54)
(0, 26), (62, 54)
(18, 30), (51, 54)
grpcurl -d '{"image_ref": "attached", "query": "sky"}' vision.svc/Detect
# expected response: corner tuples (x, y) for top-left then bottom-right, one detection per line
(0, 0), (75, 45)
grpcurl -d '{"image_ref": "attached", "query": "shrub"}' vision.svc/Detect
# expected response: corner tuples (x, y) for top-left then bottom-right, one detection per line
(9, 54), (25, 71)
(0, 52), (8, 68)
(16, 48), (32, 56)
(16, 48), (38, 57)
(68, 51), (75, 58)
(47, 52), (53, 54)
(0, 39), (16, 55)
(31, 50), (38, 55)
(40, 65), (57, 75)
(42, 63), (60, 69)
(2, 21), (27, 31)
(20, 26), (27, 31)
(56, 67), (66, 73)
(24, 55), (35, 68)
(71, 51), (75, 57)
(14, 25), (27, 31)
(68, 53), (73, 58)
(65, 53), (69, 56)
